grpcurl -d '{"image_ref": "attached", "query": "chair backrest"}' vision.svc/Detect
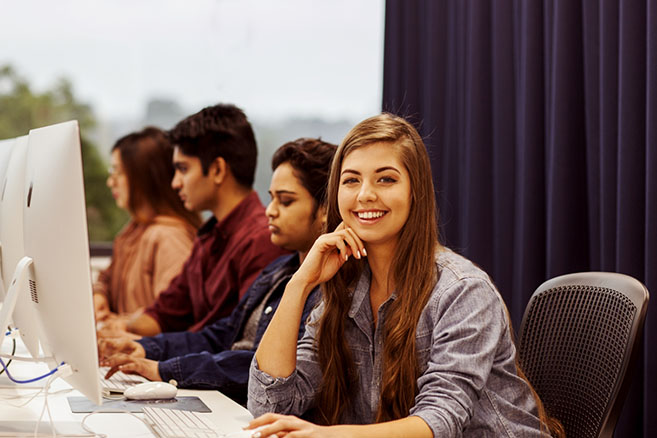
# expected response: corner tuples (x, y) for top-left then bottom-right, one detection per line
(518, 272), (649, 438)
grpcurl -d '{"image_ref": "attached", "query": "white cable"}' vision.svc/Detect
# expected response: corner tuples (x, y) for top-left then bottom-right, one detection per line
(33, 364), (72, 438)
(0, 384), (47, 390)
(34, 373), (58, 438)
(0, 387), (72, 405)
(46, 384), (55, 438)
(0, 353), (55, 363)
(0, 362), (148, 438)
(4, 386), (44, 407)
(0, 362), (109, 438)
(81, 410), (151, 438)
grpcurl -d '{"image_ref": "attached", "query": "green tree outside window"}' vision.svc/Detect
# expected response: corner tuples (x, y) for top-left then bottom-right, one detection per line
(0, 65), (128, 242)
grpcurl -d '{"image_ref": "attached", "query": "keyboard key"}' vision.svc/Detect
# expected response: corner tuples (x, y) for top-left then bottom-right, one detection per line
(98, 366), (149, 393)
(142, 407), (218, 438)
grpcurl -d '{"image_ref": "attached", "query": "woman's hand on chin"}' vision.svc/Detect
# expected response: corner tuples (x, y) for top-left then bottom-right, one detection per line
(292, 222), (366, 289)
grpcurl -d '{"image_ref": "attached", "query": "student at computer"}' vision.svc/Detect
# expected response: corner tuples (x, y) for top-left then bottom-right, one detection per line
(246, 114), (565, 438)
(98, 104), (287, 339)
(98, 138), (337, 404)
(94, 127), (201, 323)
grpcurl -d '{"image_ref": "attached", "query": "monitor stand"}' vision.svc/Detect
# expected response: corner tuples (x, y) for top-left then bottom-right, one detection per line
(0, 256), (32, 351)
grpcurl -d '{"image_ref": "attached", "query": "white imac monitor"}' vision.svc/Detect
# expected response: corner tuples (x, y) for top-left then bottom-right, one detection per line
(0, 138), (15, 206)
(4, 120), (102, 405)
(0, 137), (15, 176)
(0, 136), (42, 358)
(0, 137), (17, 298)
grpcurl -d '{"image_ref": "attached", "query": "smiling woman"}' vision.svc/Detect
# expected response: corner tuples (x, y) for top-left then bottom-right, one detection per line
(248, 113), (564, 438)
(338, 143), (411, 249)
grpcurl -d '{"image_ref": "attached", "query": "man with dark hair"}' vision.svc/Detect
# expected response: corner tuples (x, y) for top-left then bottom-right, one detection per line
(169, 103), (258, 187)
(101, 104), (287, 337)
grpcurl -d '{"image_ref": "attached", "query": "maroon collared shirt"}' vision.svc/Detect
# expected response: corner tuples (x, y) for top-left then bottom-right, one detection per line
(144, 192), (288, 332)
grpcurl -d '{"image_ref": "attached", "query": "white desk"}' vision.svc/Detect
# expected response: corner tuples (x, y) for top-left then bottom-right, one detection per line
(0, 339), (253, 437)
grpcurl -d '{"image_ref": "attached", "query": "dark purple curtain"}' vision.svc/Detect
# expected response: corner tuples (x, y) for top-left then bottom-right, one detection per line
(383, 1), (656, 436)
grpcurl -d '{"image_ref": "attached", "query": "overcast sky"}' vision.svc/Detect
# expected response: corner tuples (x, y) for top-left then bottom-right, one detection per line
(0, 0), (384, 123)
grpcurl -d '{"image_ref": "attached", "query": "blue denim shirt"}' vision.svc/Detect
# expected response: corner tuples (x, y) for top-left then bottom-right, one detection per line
(248, 249), (544, 437)
(138, 254), (319, 405)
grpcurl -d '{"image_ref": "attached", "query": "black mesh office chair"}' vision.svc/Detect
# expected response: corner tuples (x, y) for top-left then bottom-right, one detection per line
(517, 272), (649, 438)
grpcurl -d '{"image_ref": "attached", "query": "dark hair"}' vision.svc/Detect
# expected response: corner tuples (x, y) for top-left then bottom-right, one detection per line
(112, 127), (201, 227)
(271, 138), (337, 209)
(168, 104), (257, 188)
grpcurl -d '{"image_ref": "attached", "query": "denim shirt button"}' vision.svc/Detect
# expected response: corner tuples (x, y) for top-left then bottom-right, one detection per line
(264, 306), (273, 315)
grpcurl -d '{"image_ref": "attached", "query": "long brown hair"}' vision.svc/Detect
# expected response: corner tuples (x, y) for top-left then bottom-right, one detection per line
(314, 113), (564, 437)
(113, 127), (201, 227)
(315, 113), (439, 423)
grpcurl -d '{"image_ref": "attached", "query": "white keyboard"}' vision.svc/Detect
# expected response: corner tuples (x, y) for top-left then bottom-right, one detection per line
(142, 407), (218, 438)
(98, 366), (149, 393)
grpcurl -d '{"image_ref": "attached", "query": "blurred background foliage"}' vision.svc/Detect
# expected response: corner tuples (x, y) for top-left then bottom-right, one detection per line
(0, 65), (128, 241)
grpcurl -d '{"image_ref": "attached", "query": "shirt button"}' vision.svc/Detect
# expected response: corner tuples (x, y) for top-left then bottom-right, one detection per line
(264, 306), (273, 315)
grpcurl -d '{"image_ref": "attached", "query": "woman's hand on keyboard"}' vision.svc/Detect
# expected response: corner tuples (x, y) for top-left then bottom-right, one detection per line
(98, 337), (146, 360)
(247, 413), (337, 438)
(101, 354), (161, 382)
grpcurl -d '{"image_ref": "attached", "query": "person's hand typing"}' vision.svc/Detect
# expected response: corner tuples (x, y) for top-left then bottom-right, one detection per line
(101, 354), (161, 382)
(98, 337), (145, 360)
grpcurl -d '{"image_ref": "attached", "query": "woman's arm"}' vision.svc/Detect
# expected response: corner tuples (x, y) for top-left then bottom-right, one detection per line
(126, 312), (162, 337)
(254, 276), (315, 377)
(248, 413), (433, 438)
(254, 223), (365, 378)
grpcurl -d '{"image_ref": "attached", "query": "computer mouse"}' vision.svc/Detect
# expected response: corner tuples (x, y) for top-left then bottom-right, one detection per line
(123, 381), (177, 400)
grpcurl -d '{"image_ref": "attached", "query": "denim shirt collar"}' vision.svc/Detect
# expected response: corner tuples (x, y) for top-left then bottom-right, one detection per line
(347, 263), (398, 321)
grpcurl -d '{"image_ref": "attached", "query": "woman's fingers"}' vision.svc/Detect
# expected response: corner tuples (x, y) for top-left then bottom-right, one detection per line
(247, 414), (312, 438)
(325, 229), (363, 261)
(248, 413), (283, 428)
(343, 227), (366, 257)
(332, 234), (350, 261)
(332, 221), (366, 258)
(340, 229), (366, 260)
(295, 222), (368, 288)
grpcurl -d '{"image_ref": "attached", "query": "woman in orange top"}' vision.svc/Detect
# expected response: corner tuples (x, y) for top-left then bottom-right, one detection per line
(93, 127), (201, 323)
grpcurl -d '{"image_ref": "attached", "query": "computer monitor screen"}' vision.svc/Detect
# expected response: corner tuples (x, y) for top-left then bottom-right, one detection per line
(0, 136), (42, 358)
(22, 120), (102, 405)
